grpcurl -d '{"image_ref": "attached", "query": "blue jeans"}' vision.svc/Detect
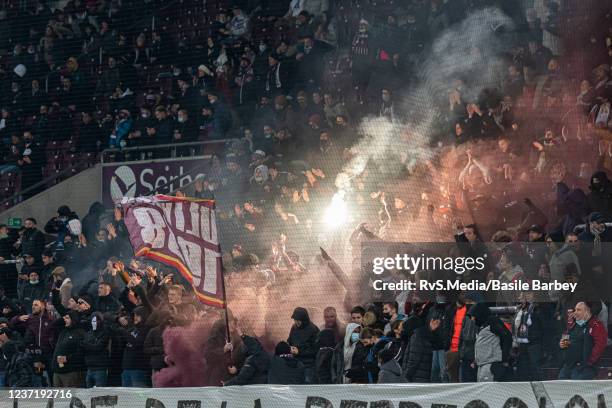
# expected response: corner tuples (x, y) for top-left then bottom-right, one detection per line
(121, 369), (149, 387)
(559, 364), (597, 380)
(0, 371), (5, 387)
(86, 369), (108, 388)
(431, 350), (449, 382)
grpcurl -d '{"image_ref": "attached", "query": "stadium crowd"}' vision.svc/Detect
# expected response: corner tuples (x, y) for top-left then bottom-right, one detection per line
(0, 0), (610, 390)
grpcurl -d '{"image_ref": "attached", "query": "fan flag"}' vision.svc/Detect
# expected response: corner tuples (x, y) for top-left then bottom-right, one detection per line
(121, 195), (225, 307)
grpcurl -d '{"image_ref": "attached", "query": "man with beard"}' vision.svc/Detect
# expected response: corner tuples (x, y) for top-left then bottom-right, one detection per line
(18, 218), (45, 259)
(11, 299), (55, 386)
(321, 306), (345, 344)
(288, 307), (320, 384)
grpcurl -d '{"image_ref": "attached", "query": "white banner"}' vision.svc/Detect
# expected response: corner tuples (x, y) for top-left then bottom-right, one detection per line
(3, 381), (612, 408)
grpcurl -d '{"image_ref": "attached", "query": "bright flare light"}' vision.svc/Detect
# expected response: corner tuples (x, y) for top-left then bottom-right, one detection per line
(324, 192), (348, 228)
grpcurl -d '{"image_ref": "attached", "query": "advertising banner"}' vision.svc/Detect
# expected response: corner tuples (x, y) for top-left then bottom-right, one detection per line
(102, 158), (208, 207)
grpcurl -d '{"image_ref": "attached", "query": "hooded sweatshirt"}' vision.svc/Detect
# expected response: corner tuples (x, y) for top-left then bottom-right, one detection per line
(333, 322), (360, 384)
(52, 311), (85, 374)
(469, 303), (512, 367)
(378, 358), (405, 383)
(81, 312), (111, 370)
(588, 171), (612, 219)
(287, 307), (320, 368)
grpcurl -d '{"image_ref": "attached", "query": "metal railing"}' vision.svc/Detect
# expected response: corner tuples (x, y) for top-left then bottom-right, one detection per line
(0, 161), (85, 210)
(101, 139), (234, 163)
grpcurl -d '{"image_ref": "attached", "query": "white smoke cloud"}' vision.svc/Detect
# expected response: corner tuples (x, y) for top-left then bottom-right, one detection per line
(340, 8), (516, 186)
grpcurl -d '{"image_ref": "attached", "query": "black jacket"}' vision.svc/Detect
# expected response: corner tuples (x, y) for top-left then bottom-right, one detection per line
(401, 316), (433, 383)
(315, 346), (335, 384)
(224, 335), (270, 386)
(268, 354), (305, 384)
(287, 307), (320, 367)
(20, 227), (45, 259)
(81, 313), (111, 370)
(4, 342), (33, 387)
(52, 316), (86, 374)
(119, 322), (150, 370)
(143, 325), (167, 371)
(94, 294), (121, 315)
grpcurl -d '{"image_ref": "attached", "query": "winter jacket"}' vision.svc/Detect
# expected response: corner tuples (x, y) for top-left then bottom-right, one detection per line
(94, 293), (121, 315)
(402, 324), (433, 383)
(11, 312), (55, 359)
(3, 342), (33, 387)
(562, 316), (607, 368)
(378, 359), (406, 383)
(287, 307), (320, 368)
(81, 202), (105, 243)
(143, 325), (167, 371)
(81, 323), (111, 370)
(548, 245), (581, 301)
(587, 171), (612, 219)
(268, 354), (305, 384)
(225, 335), (270, 386)
(119, 322), (150, 371)
(20, 227), (45, 259)
(315, 346), (335, 384)
(459, 315), (477, 361)
(344, 342), (370, 383)
(52, 317), (86, 374)
(17, 280), (47, 306)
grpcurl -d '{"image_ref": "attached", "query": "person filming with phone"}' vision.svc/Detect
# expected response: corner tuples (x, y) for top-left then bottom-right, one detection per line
(559, 301), (607, 380)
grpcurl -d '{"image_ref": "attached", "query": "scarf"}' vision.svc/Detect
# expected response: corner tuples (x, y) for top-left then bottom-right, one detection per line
(590, 224), (604, 256)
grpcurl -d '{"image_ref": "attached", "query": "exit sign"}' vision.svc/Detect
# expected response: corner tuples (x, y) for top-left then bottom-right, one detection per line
(7, 218), (22, 228)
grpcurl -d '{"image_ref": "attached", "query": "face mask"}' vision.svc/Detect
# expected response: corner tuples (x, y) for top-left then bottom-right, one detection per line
(382, 312), (392, 320)
(576, 319), (587, 326)
(30, 280), (39, 285)
(259, 44), (267, 52)
(178, 116), (187, 123)
(0, 233), (7, 239)
(141, 113), (150, 119)
(350, 332), (360, 343)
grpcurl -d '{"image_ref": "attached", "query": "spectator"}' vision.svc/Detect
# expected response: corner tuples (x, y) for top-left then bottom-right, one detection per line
(401, 314), (433, 383)
(19, 218), (45, 261)
(2, 339), (33, 387)
(378, 348), (405, 384)
(268, 341), (305, 384)
(52, 310), (86, 387)
(82, 312), (111, 388)
(321, 306), (344, 343)
(314, 328), (336, 384)
(224, 334), (270, 386)
(559, 301), (606, 380)
(118, 306), (150, 387)
(287, 307), (319, 384)
(469, 303), (512, 382)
